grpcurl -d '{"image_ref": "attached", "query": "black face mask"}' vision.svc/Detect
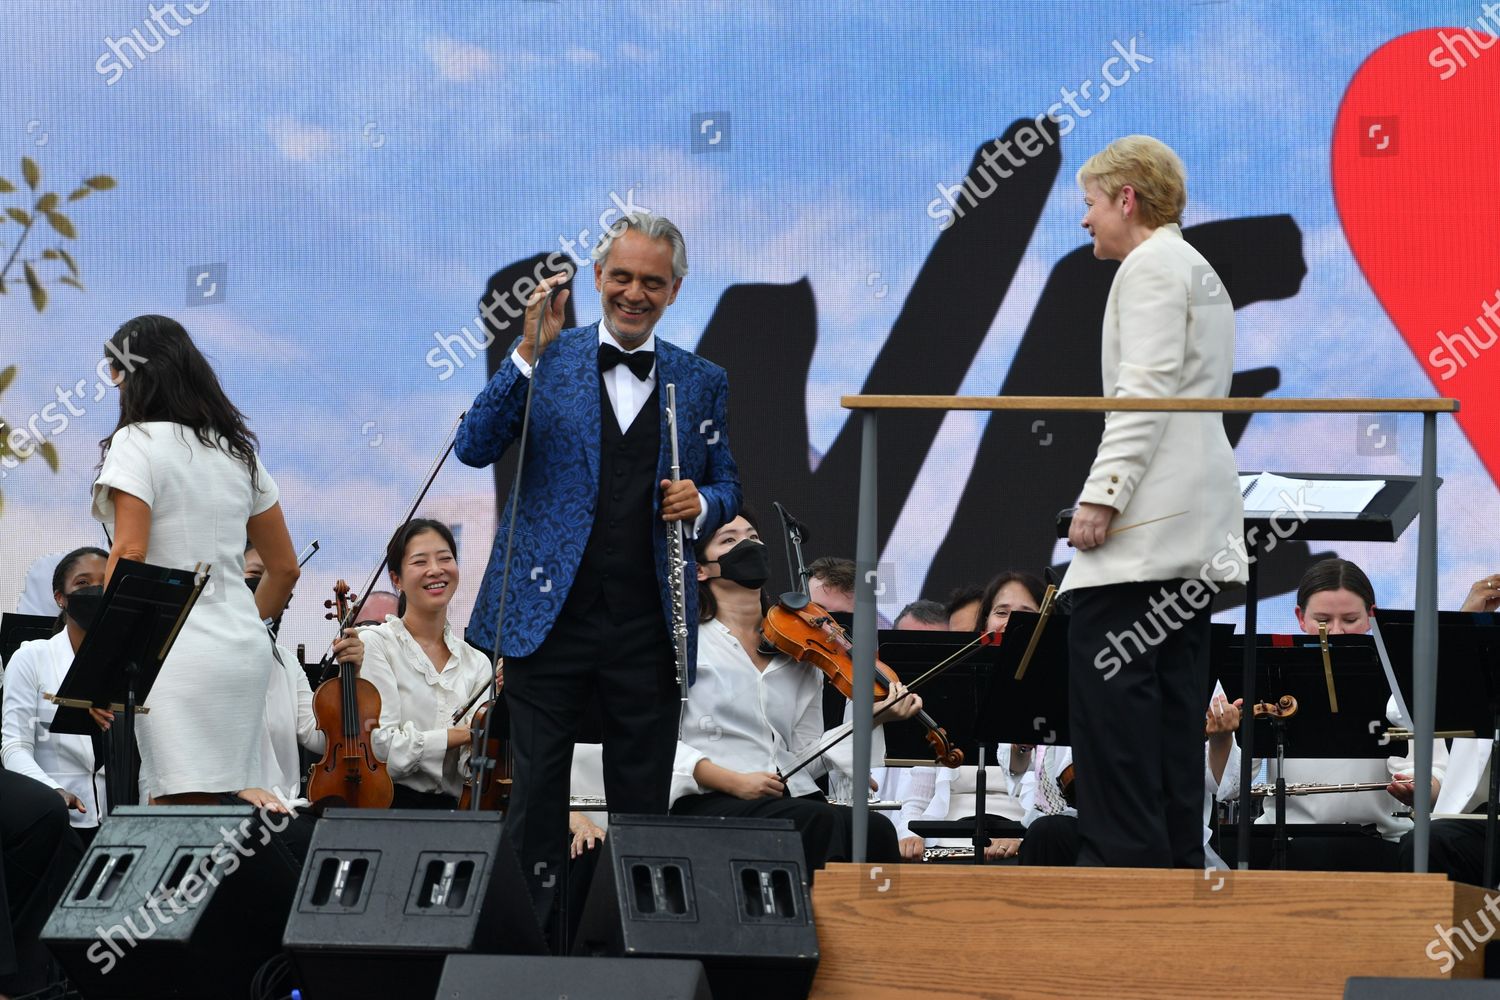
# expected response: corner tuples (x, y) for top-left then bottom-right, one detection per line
(246, 575), (262, 594)
(710, 539), (770, 590)
(64, 585), (104, 630)
(245, 576), (286, 637)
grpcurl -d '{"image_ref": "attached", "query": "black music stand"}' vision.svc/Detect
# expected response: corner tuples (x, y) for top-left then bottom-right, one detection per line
(1, 611), (55, 667)
(1218, 634), (1389, 869)
(1370, 610), (1500, 886)
(879, 630), (1018, 860)
(48, 559), (207, 809)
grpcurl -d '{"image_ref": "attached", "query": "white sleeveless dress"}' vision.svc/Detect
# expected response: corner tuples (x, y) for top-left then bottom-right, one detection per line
(92, 421), (279, 796)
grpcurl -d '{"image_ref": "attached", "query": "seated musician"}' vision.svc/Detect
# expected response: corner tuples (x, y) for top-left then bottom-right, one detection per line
(359, 518), (496, 809)
(1255, 558), (1446, 871)
(1399, 569), (1500, 885)
(671, 511), (921, 869)
(1, 547), (109, 847)
(913, 571), (1044, 859)
(944, 585), (985, 633)
(875, 600), (948, 860)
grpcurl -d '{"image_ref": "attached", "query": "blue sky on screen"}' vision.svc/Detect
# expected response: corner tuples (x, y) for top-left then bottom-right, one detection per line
(1, 0), (1495, 644)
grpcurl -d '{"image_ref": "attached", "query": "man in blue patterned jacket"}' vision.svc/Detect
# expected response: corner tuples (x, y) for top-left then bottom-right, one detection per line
(456, 212), (740, 923)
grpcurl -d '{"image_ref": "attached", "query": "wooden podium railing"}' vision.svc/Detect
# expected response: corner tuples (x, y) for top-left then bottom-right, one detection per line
(840, 395), (1459, 870)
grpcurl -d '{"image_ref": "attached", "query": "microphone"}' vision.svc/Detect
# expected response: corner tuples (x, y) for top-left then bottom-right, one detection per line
(772, 501), (810, 543)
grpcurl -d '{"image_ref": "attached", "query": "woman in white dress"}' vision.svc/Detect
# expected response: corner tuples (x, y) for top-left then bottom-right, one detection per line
(1, 546), (109, 844)
(91, 315), (301, 804)
(359, 518), (496, 808)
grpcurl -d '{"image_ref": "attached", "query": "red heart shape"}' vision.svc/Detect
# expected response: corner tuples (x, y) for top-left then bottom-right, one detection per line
(1332, 28), (1500, 483)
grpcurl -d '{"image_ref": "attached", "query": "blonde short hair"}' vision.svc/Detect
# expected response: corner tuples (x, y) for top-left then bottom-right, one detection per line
(1076, 135), (1187, 229)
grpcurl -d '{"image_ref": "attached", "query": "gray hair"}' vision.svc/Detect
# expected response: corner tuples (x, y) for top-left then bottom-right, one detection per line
(591, 211), (688, 280)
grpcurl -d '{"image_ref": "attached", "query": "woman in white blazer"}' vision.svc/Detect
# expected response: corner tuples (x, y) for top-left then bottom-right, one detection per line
(1061, 135), (1248, 868)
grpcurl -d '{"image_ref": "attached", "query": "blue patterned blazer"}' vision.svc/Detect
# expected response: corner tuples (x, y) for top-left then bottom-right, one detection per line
(455, 323), (741, 679)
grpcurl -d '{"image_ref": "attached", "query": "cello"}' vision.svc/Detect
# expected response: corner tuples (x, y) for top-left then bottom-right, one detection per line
(306, 580), (394, 808)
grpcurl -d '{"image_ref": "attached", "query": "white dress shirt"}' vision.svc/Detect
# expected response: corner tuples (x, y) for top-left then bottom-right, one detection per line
(1, 630), (104, 827)
(512, 323), (708, 535)
(359, 616), (491, 797)
(672, 619), (886, 805)
(254, 644), (326, 803)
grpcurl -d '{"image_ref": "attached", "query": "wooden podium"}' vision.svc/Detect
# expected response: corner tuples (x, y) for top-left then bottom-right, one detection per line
(811, 864), (1491, 998)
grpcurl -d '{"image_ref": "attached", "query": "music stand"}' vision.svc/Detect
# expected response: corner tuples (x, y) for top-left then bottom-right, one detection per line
(47, 558), (208, 809)
(1, 611), (55, 667)
(1368, 610), (1500, 885)
(1058, 472), (1437, 868)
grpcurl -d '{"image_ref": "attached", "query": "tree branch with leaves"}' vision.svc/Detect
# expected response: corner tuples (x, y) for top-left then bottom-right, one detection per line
(0, 155), (115, 311)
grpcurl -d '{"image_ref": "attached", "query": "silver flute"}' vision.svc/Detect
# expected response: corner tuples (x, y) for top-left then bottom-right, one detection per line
(664, 383), (691, 735)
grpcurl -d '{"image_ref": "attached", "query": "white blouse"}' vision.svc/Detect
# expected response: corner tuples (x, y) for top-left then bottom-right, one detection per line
(672, 619), (886, 805)
(1, 630), (104, 827)
(359, 616), (491, 797)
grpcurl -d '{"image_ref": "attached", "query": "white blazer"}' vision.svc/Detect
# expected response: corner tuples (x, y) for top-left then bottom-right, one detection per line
(1061, 223), (1248, 593)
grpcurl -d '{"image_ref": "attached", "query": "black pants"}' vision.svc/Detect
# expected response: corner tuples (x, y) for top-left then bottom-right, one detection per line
(1400, 815), (1500, 887)
(1068, 580), (1210, 868)
(1019, 814), (1081, 866)
(504, 597), (679, 920)
(671, 791), (901, 871)
(0, 770), (84, 995)
(391, 784), (459, 810)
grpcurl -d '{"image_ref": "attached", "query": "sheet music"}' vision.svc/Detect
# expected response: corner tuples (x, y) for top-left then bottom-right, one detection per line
(1238, 473), (1384, 515)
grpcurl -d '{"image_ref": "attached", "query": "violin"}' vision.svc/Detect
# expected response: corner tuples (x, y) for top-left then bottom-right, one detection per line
(306, 581), (394, 808)
(457, 695), (512, 811)
(761, 597), (964, 767)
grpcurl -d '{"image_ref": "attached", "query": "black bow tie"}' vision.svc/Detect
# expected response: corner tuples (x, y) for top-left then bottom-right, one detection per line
(598, 343), (655, 381)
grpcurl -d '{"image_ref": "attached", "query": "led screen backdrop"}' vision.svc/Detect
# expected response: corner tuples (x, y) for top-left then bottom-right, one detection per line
(1, 1), (1496, 653)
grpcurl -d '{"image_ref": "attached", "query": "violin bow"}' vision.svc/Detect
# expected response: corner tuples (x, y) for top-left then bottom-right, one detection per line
(315, 412), (465, 668)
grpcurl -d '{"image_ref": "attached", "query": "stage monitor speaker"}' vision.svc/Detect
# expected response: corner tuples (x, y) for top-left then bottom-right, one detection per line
(1345, 980), (1500, 998)
(573, 814), (817, 1000)
(437, 953), (713, 999)
(283, 809), (545, 1000)
(40, 804), (302, 999)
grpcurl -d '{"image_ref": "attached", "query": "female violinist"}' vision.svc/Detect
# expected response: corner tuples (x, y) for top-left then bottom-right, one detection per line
(670, 510), (923, 869)
(359, 519), (497, 808)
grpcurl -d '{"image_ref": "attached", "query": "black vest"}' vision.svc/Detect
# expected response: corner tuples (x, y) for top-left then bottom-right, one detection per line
(566, 375), (661, 622)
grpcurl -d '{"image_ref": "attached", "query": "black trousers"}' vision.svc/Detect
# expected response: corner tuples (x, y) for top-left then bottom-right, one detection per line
(504, 596), (679, 920)
(1019, 814), (1082, 866)
(1068, 580), (1211, 868)
(1400, 815), (1500, 887)
(671, 791), (901, 871)
(391, 784), (459, 810)
(0, 770), (84, 994)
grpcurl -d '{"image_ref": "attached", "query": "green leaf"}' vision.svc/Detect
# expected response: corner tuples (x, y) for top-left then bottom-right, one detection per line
(0, 177), (14, 193)
(84, 175), (116, 190)
(67, 187), (91, 202)
(21, 157), (39, 190)
(44, 211), (75, 239)
(35, 192), (58, 211)
(37, 440), (59, 472)
(55, 247), (78, 276)
(6, 207), (31, 225)
(58, 275), (84, 291)
(0, 365), (15, 395)
(24, 261), (46, 312)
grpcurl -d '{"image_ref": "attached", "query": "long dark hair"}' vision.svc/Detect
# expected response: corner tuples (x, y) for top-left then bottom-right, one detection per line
(694, 505), (768, 623)
(51, 545), (109, 634)
(978, 570), (1046, 622)
(385, 518), (459, 616)
(98, 315), (259, 486)
(1296, 557), (1376, 612)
